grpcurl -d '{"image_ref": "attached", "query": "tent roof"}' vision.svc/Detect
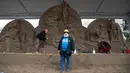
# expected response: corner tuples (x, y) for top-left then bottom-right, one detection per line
(0, 0), (129, 19)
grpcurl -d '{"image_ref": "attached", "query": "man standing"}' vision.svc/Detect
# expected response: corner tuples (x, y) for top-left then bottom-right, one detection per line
(58, 29), (75, 73)
(36, 29), (48, 52)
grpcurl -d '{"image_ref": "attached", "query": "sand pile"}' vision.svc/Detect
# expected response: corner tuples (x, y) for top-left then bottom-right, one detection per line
(0, 19), (36, 53)
(0, 53), (130, 73)
(0, 64), (130, 73)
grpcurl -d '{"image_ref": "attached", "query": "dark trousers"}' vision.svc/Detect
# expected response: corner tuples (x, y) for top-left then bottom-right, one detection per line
(37, 40), (46, 52)
(60, 54), (71, 71)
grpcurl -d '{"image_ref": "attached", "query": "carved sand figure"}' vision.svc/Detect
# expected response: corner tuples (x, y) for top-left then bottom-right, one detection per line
(37, 1), (86, 53)
(109, 19), (120, 41)
(99, 24), (109, 40)
(36, 1), (126, 53)
(0, 19), (36, 53)
(84, 19), (128, 52)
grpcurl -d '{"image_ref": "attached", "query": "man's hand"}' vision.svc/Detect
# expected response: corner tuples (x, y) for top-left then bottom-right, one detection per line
(72, 51), (74, 54)
(46, 38), (48, 40)
(73, 50), (77, 54)
(58, 50), (60, 53)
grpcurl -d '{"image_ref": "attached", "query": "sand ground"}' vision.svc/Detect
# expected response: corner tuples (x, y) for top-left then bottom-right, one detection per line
(0, 64), (130, 73)
(0, 53), (130, 73)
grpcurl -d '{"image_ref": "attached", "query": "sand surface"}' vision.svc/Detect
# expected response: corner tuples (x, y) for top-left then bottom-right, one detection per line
(0, 53), (130, 73)
(0, 64), (130, 73)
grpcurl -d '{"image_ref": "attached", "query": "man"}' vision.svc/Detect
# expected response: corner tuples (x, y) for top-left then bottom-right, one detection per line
(58, 29), (75, 73)
(36, 29), (48, 52)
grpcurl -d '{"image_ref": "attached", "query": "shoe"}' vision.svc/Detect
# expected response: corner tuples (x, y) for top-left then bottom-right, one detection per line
(66, 69), (70, 72)
(60, 70), (63, 73)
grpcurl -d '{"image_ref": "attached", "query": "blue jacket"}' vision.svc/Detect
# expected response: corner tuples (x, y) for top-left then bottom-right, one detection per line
(58, 36), (75, 52)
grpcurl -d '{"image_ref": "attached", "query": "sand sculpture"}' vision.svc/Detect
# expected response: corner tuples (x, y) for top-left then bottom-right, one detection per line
(84, 19), (128, 52)
(0, 19), (36, 53)
(37, 1), (127, 53)
(37, 1), (86, 53)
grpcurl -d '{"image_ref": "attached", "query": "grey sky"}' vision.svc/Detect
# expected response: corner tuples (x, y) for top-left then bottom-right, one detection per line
(0, 19), (123, 32)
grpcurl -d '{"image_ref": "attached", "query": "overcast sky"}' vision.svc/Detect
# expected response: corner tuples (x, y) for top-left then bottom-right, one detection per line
(0, 19), (123, 32)
(0, 19), (39, 31)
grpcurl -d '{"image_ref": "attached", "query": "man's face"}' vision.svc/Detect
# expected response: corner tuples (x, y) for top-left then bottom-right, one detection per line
(64, 32), (69, 37)
(45, 29), (48, 33)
